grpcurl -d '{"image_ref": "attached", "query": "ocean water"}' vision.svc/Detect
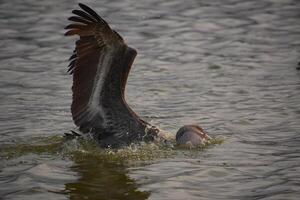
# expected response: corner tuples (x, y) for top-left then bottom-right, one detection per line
(1, 0), (300, 199)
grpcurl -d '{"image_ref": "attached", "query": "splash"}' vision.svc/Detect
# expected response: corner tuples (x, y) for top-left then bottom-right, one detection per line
(175, 136), (224, 150)
(0, 134), (224, 163)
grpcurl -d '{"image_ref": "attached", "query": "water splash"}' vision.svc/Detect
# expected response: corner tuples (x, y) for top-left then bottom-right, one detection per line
(0, 134), (223, 163)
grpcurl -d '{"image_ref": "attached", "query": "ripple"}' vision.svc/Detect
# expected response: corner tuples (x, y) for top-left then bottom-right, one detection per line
(1, 0), (300, 199)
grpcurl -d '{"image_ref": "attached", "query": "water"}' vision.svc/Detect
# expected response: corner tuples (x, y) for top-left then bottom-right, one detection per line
(1, 0), (300, 199)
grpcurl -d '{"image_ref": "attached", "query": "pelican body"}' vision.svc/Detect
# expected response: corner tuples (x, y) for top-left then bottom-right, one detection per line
(65, 3), (210, 148)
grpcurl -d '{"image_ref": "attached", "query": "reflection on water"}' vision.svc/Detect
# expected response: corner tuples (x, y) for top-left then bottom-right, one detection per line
(0, 136), (178, 199)
(66, 154), (150, 200)
(1, 0), (300, 199)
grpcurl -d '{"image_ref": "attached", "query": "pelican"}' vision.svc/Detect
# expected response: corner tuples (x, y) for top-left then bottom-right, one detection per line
(65, 3), (211, 148)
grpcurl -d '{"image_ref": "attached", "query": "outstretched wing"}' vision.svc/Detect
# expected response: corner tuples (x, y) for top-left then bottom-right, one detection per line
(65, 3), (136, 132)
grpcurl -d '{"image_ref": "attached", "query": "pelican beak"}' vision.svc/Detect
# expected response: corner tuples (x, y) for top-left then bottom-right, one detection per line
(201, 130), (212, 141)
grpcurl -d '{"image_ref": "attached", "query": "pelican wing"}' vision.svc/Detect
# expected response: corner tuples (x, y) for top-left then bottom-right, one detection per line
(65, 3), (137, 132)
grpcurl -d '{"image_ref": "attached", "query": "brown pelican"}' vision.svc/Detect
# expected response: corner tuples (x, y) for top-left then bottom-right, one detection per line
(65, 3), (211, 148)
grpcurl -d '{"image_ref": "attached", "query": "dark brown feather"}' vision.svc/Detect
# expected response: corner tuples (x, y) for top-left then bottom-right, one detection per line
(65, 24), (87, 30)
(68, 59), (76, 74)
(68, 16), (91, 25)
(72, 10), (97, 22)
(64, 29), (79, 36)
(65, 4), (147, 145)
(69, 53), (76, 61)
(66, 4), (126, 129)
(78, 3), (104, 23)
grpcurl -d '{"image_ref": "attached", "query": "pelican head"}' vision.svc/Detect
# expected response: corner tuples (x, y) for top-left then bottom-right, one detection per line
(176, 125), (212, 147)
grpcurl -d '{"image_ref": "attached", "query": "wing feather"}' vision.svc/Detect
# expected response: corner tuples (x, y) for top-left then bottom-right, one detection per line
(69, 53), (76, 61)
(65, 24), (88, 30)
(68, 16), (91, 25)
(65, 3), (133, 132)
(78, 3), (105, 23)
(72, 10), (97, 22)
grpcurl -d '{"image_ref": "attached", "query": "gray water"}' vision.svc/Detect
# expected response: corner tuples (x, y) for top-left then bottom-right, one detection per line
(1, 0), (300, 199)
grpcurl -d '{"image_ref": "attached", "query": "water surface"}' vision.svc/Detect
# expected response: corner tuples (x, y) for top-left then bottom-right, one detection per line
(1, 0), (300, 199)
